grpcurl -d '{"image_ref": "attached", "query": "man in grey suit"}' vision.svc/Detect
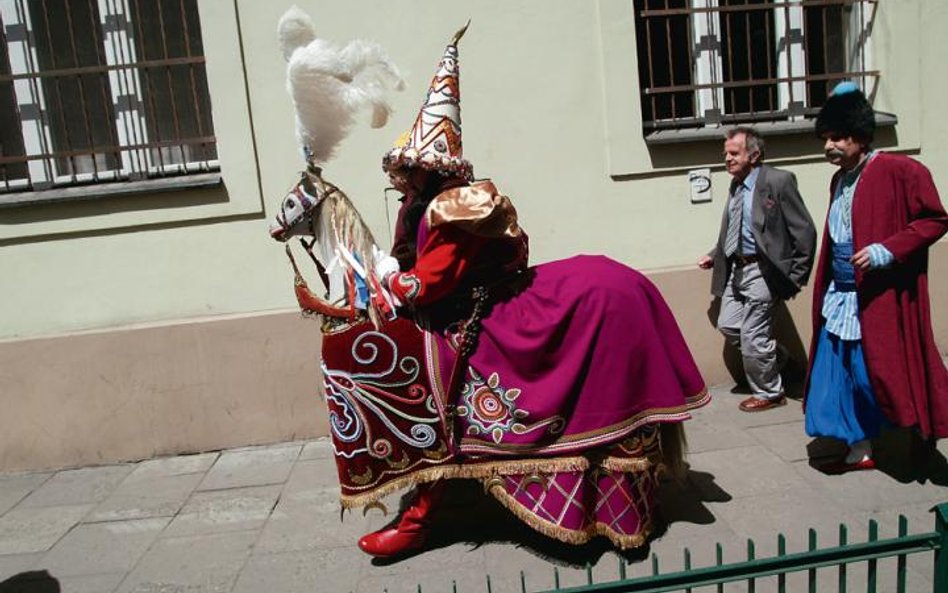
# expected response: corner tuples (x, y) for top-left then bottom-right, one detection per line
(698, 126), (816, 412)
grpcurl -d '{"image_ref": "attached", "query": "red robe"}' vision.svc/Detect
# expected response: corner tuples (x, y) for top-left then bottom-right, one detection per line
(386, 181), (527, 308)
(805, 152), (948, 439)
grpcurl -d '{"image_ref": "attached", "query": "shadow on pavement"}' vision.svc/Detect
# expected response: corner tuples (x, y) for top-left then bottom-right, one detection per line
(873, 429), (948, 485)
(807, 429), (948, 485)
(0, 571), (60, 593)
(372, 469), (731, 568)
(805, 436), (849, 465)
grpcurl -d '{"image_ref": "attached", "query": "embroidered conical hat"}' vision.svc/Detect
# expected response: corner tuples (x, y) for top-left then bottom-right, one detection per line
(382, 22), (473, 180)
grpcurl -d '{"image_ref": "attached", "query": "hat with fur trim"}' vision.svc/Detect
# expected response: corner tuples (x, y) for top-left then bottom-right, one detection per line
(382, 22), (473, 180)
(815, 81), (875, 142)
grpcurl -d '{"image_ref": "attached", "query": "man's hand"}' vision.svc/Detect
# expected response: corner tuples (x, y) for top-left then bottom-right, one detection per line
(697, 255), (714, 270)
(851, 247), (872, 271)
(851, 243), (895, 271)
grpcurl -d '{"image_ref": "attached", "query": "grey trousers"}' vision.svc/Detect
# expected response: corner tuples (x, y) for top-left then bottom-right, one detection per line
(717, 262), (784, 399)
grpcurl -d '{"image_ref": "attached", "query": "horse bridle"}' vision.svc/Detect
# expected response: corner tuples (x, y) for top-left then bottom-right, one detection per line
(274, 170), (325, 238)
(281, 169), (360, 321)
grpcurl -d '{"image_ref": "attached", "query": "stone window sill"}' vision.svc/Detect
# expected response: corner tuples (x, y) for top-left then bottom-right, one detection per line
(644, 112), (898, 145)
(0, 172), (223, 209)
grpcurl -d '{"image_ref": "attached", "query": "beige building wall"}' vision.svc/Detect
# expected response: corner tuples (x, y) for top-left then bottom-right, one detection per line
(0, 0), (945, 471)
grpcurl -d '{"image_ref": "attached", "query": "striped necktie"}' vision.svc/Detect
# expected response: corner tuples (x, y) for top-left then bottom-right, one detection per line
(723, 185), (744, 257)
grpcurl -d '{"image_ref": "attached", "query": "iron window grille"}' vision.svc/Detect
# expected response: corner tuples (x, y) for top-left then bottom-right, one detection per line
(633, 0), (878, 135)
(0, 0), (217, 196)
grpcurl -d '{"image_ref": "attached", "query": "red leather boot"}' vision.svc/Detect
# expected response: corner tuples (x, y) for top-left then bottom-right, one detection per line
(358, 481), (445, 558)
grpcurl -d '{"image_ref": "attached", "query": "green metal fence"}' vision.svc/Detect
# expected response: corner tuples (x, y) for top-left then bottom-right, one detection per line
(416, 503), (947, 593)
(533, 503), (948, 593)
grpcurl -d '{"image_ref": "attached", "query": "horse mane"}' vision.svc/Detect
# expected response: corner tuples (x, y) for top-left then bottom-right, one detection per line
(321, 190), (380, 277)
(304, 171), (388, 326)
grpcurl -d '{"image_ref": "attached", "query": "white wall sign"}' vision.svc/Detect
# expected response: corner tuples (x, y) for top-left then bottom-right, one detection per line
(688, 168), (712, 203)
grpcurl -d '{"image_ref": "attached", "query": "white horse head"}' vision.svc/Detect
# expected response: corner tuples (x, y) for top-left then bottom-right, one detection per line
(269, 167), (395, 326)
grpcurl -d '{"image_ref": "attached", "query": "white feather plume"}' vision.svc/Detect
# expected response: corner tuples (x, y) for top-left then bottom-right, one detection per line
(277, 6), (317, 62)
(278, 6), (405, 164)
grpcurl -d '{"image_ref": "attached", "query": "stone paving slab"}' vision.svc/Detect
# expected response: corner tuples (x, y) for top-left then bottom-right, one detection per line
(280, 458), (346, 501)
(364, 538), (489, 585)
(678, 412), (758, 454)
(789, 455), (948, 513)
(197, 444), (301, 491)
(55, 573), (127, 593)
(648, 515), (743, 570)
(0, 552), (43, 581)
(125, 452), (219, 482)
(39, 517), (170, 578)
(255, 497), (369, 553)
(710, 485), (852, 557)
(0, 382), (946, 593)
(162, 484), (283, 538)
(114, 530), (258, 593)
(233, 547), (364, 593)
(0, 504), (93, 556)
(299, 439), (334, 461)
(17, 466), (133, 509)
(0, 473), (51, 516)
(745, 420), (810, 462)
(686, 445), (810, 498)
(87, 471), (204, 522)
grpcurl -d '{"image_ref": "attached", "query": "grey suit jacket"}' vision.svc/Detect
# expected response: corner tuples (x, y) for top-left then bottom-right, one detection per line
(710, 164), (817, 300)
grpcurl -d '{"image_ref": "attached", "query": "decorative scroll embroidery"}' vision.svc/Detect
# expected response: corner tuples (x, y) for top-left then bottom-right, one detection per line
(394, 272), (422, 302)
(455, 367), (565, 444)
(322, 330), (441, 459)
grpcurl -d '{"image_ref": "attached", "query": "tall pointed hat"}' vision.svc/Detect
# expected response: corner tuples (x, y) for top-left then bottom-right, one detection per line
(382, 22), (473, 180)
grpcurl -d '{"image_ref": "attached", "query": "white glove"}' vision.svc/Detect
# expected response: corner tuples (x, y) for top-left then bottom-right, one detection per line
(373, 246), (400, 282)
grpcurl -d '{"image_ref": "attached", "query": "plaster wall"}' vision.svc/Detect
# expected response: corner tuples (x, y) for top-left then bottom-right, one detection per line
(0, 0), (945, 471)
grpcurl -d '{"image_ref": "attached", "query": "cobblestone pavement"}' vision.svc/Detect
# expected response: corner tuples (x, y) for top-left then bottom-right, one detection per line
(1, 383), (946, 593)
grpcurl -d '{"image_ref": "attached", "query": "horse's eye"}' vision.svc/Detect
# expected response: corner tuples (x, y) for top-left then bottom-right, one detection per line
(286, 199), (295, 208)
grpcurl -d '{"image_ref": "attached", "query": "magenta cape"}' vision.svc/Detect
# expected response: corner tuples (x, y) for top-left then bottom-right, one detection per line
(804, 153), (948, 439)
(431, 255), (708, 456)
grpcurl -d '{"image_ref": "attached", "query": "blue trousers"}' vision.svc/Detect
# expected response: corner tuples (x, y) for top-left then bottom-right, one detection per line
(805, 326), (889, 445)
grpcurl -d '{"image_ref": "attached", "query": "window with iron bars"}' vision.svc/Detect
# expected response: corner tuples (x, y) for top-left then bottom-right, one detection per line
(0, 0), (216, 196)
(633, 0), (878, 136)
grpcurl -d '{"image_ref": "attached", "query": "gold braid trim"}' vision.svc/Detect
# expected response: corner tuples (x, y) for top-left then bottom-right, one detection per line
(338, 454), (654, 510)
(687, 386), (712, 407)
(485, 482), (652, 550)
(340, 465), (459, 510)
(598, 457), (653, 473)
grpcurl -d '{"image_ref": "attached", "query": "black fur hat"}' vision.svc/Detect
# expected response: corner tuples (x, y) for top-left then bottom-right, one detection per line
(815, 82), (875, 142)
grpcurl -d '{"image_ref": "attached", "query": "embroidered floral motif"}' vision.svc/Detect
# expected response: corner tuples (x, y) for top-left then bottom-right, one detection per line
(455, 368), (564, 444)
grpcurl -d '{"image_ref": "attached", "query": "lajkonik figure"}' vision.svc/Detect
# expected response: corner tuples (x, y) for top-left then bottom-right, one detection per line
(269, 7), (709, 558)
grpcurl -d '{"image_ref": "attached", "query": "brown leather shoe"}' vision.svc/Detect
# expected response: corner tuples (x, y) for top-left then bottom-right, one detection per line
(739, 395), (786, 412)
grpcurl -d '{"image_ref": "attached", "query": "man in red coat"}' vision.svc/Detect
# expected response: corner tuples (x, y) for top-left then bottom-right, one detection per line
(804, 82), (948, 474)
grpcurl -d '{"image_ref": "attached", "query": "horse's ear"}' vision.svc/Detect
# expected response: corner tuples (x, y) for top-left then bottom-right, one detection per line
(299, 169), (319, 197)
